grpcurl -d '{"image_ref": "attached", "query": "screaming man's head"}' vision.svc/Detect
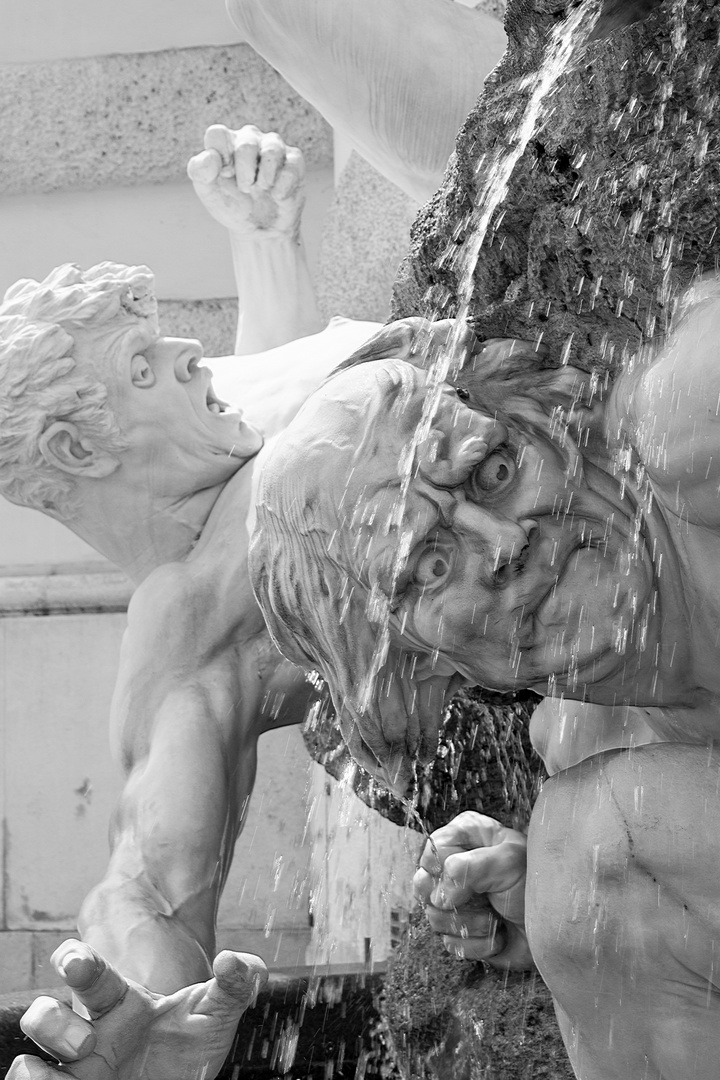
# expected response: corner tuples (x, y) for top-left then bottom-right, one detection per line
(0, 263), (263, 520)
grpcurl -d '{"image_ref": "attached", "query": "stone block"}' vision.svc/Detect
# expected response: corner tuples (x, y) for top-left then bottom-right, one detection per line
(0, 499), (103, 569)
(30, 932), (72, 991)
(2, 0), (243, 65)
(216, 928), (312, 970)
(0, 167), (333, 305)
(0, 45), (332, 196)
(0, 934), (32, 995)
(304, 762), (421, 968)
(315, 153), (417, 325)
(1, 613), (126, 930)
(0, 932), (67, 993)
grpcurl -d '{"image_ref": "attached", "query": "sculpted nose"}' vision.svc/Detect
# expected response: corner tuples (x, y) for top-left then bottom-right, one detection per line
(169, 339), (203, 382)
(492, 519), (538, 586)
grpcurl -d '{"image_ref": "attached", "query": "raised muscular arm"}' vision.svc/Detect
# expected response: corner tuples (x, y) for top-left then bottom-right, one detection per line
(188, 124), (323, 354)
(226, 0), (507, 203)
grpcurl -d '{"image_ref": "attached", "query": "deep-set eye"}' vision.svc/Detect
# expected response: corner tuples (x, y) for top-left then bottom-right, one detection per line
(415, 547), (452, 586)
(468, 446), (516, 496)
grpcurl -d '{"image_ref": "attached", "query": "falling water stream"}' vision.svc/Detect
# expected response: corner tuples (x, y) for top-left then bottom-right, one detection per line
(357, 0), (603, 792)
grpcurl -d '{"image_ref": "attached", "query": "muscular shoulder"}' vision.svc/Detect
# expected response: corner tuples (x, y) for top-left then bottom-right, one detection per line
(127, 498), (264, 663)
(529, 697), (663, 774)
(612, 293), (720, 526)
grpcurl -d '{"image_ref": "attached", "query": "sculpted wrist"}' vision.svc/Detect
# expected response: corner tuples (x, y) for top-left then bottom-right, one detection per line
(485, 921), (535, 972)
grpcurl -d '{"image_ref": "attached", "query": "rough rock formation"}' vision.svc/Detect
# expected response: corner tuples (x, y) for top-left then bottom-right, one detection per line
(393, 0), (720, 374)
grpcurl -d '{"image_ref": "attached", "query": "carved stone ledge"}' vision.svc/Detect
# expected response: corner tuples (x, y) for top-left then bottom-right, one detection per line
(0, 564), (132, 616)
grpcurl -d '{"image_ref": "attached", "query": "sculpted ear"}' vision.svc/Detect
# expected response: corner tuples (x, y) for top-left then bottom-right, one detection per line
(39, 422), (120, 479)
(458, 337), (607, 431)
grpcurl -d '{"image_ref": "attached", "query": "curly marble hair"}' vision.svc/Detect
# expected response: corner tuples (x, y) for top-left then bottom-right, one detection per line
(0, 262), (158, 515)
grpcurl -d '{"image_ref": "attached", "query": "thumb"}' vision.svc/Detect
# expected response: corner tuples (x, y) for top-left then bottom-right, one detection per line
(187, 148), (223, 186)
(204, 952), (268, 1016)
(7, 1057), (65, 1080)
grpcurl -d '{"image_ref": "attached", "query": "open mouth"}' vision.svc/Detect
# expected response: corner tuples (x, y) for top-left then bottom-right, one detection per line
(205, 382), (241, 419)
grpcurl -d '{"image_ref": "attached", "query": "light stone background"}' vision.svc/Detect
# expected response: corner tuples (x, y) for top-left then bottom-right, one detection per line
(0, 0), (423, 992)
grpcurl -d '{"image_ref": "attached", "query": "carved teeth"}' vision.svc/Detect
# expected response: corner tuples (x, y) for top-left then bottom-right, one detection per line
(208, 402), (221, 414)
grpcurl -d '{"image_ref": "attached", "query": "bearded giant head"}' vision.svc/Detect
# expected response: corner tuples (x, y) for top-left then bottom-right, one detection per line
(249, 321), (644, 794)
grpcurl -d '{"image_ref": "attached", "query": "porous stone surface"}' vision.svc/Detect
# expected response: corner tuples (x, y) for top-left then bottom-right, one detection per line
(393, 0), (720, 373)
(0, 45), (332, 195)
(315, 152), (417, 324)
(157, 298), (237, 358)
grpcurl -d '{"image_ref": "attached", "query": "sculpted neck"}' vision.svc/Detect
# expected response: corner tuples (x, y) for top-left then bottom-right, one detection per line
(60, 475), (229, 585)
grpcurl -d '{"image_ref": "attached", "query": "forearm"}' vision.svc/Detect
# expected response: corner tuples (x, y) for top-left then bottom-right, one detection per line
(91, 676), (258, 993)
(231, 232), (323, 353)
(78, 855), (216, 993)
(77, 765), (230, 994)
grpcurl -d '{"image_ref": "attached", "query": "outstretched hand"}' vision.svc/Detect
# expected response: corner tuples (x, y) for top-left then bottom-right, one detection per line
(413, 811), (534, 971)
(187, 123), (305, 241)
(8, 940), (267, 1080)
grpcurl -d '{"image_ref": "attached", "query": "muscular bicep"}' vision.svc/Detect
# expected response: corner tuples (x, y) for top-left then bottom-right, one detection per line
(115, 684), (257, 868)
(109, 561), (249, 765)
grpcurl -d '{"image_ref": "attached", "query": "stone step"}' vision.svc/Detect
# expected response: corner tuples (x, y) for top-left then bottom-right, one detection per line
(0, 45), (332, 196)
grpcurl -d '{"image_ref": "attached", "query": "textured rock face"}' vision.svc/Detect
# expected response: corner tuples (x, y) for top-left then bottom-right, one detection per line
(393, 0), (720, 374)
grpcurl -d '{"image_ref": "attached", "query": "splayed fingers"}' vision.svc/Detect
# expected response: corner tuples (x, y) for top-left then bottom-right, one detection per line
(11, 941), (268, 1080)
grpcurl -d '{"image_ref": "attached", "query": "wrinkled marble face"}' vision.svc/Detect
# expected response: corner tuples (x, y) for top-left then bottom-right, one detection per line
(351, 366), (655, 696)
(251, 353), (663, 793)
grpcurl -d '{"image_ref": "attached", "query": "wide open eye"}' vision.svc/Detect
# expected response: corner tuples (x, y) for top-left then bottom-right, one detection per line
(414, 546), (453, 587)
(468, 446), (516, 497)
